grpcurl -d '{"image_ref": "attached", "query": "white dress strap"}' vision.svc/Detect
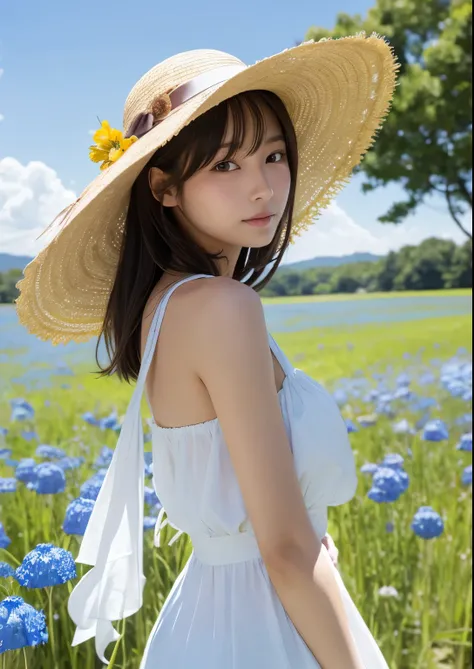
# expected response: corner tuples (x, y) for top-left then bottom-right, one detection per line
(67, 273), (214, 663)
(268, 332), (293, 377)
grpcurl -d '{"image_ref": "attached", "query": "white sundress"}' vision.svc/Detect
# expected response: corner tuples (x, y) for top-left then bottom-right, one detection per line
(67, 273), (389, 668)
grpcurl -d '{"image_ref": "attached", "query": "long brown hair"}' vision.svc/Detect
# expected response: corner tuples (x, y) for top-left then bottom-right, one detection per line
(96, 90), (298, 383)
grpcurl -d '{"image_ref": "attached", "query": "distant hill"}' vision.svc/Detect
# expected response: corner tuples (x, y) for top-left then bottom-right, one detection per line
(0, 253), (33, 272)
(0, 251), (384, 274)
(280, 252), (383, 272)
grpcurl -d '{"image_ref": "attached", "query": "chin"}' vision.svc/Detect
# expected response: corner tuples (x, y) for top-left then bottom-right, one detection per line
(242, 229), (278, 249)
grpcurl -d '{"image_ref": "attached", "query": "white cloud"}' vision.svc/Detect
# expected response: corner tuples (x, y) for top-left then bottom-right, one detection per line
(0, 114), (4, 123)
(282, 201), (471, 265)
(0, 157), (77, 256)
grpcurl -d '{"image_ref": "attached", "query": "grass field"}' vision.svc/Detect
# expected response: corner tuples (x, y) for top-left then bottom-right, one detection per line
(0, 310), (472, 669)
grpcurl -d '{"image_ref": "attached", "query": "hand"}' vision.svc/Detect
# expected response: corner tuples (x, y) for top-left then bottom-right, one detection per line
(322, 533), (339, 568)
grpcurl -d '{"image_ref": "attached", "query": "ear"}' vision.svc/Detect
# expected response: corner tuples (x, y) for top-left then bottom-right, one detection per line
(148, 167), (179, 207)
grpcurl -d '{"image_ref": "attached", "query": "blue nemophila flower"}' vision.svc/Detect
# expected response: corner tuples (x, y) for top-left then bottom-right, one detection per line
(0, 523), (11, 549)
(423, 419), (449, 442)
(35, 444), (66, 460)
(0, 562), (16, 579)
(333, 389), (348, 407)
(360, 463), (379, 475)
(99, 411), (120, 431)
(144, 462), (153, 478)
(456, 433), (472, 452)
(144, 452), (153, 466)
(55, 456), (85, 471)
(381, 454), (404, 470)
(15, 543), (76, 588)
(63, 497), (95, 535)
(27, 464), (65, 494)
(396, 373), (411, 387)
(0, 427), (8, 438)
(80, 477), (103, 501)
(10, 399), (35, 422)
(368, 467), (405, 503)
(0, 595), (48, 653)
(0, 448), (12, 459)
(462, 465), (472, 486)
(15, 458), (37, 484)
(144, 516), (157, 531)
(463, 389), (472, 402)
(144, 486), (160, 507)
(385, 521), (395, 533)
(93, 445), (114, 468)
(21, 430), (39, 442)
(411, 506), (444, 540)
(394, 386), (412, 401)
(345, 419), (358, 434)
(456, 413), (472, 427)
(81, 411), (100, 426)
(0, 478), (17, 493)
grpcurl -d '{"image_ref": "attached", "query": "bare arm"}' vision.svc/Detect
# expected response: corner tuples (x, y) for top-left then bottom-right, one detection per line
(191, 277), (363, 669)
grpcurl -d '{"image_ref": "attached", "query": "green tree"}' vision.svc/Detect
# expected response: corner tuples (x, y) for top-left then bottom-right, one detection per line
(306, 0), (472, 239)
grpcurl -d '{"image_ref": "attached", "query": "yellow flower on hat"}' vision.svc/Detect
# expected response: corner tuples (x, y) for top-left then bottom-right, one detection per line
(89, 120), (138, 171)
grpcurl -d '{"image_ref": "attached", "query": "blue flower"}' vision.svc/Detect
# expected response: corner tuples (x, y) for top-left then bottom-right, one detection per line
(385, 521), (395, 533)
(411, 506), (444, 539)
(99, 411), (120, 431)
(144, 486), (160, 507)
(0, 523), (11, 550)
(144, 452), (153, 465)
(0, 595), (48, 653)
(15, 458), (38, 484)
(360, 463), (379, 475)
(21, 430), (39, 442)
(10, 399), (35, 422)
(35, 444), (66, 460)
(81, 411), (100, 426)
(456, 433), (472, 452)
(368, 467), (405, 503)
(423, 419), (449, 442)
(455, 413), (472, 427)
(80, 477), (103, 501)
(55, 456), (85, 471)
(0, 448), (12, 459)
(15, 543), (76, 588)
(63, 498), (95, 535)
(27, 463), (65, 494)
(461, 465), (472, 486)
(345, 419), (358, 433)
(144, 516), (157, 531)
(0, 562), (16, 579)
(381, 454), (405, 470)
(0, 478), (17, 493)
(0, 427), (9, 438)
(333, 389), (348, 407)
(93, 445), (114, 468)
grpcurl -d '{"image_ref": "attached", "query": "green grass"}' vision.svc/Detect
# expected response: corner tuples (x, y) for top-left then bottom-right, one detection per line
(261, 288), (472, 305)
(0, 314), (472, 669)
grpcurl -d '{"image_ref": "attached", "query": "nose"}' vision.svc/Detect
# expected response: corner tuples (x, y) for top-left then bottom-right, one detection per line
(249, 166), (274, 202)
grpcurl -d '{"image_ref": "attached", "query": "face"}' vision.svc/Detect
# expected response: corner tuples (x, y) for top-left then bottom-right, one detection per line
(149, 102), (291, 272)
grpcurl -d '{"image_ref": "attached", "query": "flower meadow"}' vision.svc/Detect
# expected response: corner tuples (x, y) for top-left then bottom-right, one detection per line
(0, 314), (472, 669)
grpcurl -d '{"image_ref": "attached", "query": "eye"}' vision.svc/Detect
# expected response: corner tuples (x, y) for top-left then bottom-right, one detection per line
(267, 150), (286, 163)
(213, 160), (238, 172)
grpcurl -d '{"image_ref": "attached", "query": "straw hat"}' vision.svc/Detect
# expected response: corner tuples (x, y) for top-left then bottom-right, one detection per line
(15, 35), (399, 344)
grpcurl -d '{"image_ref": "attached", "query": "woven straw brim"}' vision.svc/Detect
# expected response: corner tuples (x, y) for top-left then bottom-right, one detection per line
(16, 34), (399, 344)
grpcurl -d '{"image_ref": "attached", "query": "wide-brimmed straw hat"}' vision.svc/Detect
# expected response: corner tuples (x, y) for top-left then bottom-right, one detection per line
(15, 35), (399, 344)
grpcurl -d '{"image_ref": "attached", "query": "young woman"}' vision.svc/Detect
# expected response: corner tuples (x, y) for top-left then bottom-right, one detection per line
(16, 39), (398, 668)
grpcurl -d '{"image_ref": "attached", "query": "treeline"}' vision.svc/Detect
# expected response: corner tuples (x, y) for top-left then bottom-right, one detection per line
(261, 238), (472, 298)
(0, 238), (472, 304)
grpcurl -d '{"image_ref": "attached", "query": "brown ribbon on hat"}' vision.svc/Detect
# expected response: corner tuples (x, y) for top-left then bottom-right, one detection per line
(124, 63), (247, 139)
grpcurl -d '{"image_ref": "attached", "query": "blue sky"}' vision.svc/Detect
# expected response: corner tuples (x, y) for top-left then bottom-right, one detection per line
(0, 0), (470, 264)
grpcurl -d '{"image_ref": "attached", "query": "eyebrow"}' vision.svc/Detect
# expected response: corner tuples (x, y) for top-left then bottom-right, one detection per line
(219, 133), (285, 149)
